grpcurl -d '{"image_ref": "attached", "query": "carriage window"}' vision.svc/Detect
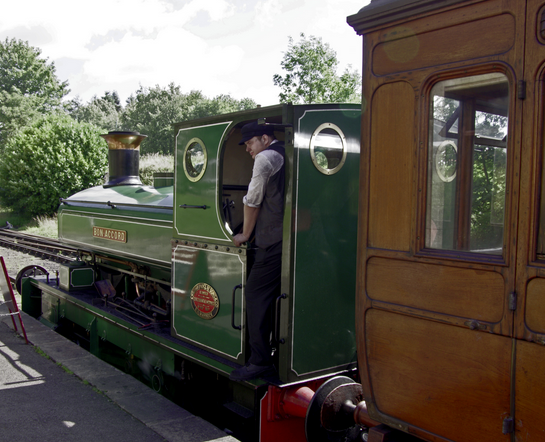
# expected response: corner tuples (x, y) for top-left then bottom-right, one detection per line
(183, 138), (207, 182)
(426, 73), (509, 254)
(310, 123), (347, 175)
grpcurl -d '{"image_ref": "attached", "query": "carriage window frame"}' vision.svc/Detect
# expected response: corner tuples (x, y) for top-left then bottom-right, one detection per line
(183, 138), (207, 182)
(535, 66), (545, 259)
(424, 72), (510, 256)
(538, 5), (545, 45)
(309, 122), (347, 175)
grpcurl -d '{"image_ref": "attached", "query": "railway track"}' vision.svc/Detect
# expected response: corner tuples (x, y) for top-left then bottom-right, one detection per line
(0, 228), (79, 271)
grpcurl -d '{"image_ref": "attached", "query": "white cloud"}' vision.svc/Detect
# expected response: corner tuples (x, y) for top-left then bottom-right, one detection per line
(0, 0), (369, 106)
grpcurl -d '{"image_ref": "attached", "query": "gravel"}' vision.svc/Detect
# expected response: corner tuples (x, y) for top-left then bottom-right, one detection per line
(0, 246), (60, 280)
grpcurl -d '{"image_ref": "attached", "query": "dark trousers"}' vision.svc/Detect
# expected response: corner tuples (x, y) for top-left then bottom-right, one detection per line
(245, 240), (282, 366)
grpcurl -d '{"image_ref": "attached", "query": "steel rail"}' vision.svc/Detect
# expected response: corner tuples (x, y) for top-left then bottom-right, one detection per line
(0, 229), (79, 265)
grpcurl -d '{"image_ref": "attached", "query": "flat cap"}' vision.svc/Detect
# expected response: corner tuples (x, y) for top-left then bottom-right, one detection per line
(238, 122), (275, 145)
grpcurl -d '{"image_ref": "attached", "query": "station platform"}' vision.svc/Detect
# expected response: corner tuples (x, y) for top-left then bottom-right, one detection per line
(0, 308), (239, 442)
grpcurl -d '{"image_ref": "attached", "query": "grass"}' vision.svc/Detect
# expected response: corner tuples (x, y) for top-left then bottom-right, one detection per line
(33, 346), (50, 359)
(57, 362), (74, 375)
(21, 215), (58, 238)
(0, 207), (32, 229)
(139, 153), (174, 186)
(0, 207), (58, 238)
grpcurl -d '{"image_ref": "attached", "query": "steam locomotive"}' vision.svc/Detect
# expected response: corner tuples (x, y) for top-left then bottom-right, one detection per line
(19, 0), (545, 440)
(20, 103), (362, 441)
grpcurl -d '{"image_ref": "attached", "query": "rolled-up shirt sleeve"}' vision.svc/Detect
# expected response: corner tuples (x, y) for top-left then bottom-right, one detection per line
(243, 149), (284, 208)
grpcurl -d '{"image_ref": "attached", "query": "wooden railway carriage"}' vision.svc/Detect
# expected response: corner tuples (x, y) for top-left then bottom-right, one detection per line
(344, 0), (545, 440)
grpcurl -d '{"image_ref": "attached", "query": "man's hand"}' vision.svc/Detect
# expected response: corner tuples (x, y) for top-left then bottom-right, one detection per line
(232, 205), (260, 247)
(233, 233), (249, 247)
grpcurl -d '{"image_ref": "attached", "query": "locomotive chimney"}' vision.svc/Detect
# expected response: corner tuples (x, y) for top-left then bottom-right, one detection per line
(101, 131), (147, 188)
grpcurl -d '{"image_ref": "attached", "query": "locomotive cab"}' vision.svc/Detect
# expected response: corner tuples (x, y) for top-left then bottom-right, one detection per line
(220, 116), (285, 237)
(171, 103), (361, 386)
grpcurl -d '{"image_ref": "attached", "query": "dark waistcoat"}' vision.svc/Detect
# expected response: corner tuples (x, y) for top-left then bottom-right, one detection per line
(255, 142), (285, 249)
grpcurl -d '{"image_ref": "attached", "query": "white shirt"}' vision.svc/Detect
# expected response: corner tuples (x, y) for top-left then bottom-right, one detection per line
(243, 141), (284, 208)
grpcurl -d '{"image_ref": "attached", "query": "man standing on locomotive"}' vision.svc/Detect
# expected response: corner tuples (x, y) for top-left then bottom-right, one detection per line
(230, 121), (285, 382)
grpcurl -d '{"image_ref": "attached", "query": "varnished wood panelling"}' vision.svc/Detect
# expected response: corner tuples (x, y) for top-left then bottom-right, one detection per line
(525, 277), (545, 334)
(366, 257), (505, 322)
(373, 13), (515, 76)
(514, 340), (545, 440)
(366, 309), (511, 441)
(368, 82), (414, 252)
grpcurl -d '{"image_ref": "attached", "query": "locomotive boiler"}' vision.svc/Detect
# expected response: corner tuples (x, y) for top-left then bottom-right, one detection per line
(20, 103), (362, 441)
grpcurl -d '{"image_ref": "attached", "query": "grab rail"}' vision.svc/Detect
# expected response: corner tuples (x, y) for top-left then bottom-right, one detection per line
(231, 284), (242, 330)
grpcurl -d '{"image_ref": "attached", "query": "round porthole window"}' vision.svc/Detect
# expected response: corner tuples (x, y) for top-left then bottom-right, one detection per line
(183, 138), (207, 182)
(310, 123), (347, 175)
(435, 140), (457, 182)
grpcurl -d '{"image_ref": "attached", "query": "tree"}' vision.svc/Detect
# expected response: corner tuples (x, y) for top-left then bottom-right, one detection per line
(121, 84), (193, 154)
(0, 90), (43, 145)
(273, 33), (360, 104)
(0, 114), (107, 216)
(67, 91), (122, 131)
(190, 94), (257, 120)
(0, 38), (69, 147)
(122, 84), (256, 154)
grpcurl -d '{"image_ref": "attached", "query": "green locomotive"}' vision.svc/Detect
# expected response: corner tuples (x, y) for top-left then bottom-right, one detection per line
(21, 103), (361, 441)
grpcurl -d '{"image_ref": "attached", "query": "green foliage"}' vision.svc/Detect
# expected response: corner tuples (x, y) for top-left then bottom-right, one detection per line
(471, 144), (506, 249)
(122, 84), (195, 155)
(470, 112), (508, 249)
(121, 83), (256, 155)
(139, 153), (174, 186)
(21, 215), (58, 238)
(33, 346), (50, 359)
(0, 205), (32, 229)
(0, 91), (42, 147)
(273, 33), (361, 104)
(0, 38), (69, 148)
(0, 114), (107, 217)
(189, 94), (258, 120)
(66, 91), (121, 131)
(0, 38), (69, 101)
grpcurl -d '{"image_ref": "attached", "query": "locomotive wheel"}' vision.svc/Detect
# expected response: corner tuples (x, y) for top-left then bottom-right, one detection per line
(152, 370), (164, 393)
(16, 265), (49, 295)
(305, 376), (366, 442)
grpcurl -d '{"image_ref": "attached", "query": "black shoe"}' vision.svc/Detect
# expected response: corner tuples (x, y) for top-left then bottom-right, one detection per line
(229, 363), (274, 382)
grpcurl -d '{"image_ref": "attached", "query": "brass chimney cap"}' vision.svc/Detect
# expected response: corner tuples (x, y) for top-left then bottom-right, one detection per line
(101, 131), (147, 150)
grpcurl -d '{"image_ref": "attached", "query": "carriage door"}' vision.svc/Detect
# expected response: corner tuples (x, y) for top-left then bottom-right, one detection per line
(415, 69), (518, 441)
(512, 1), (545, 439)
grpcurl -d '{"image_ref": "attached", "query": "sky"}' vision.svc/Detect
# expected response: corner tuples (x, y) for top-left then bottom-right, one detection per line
(0, 0), (370, 107)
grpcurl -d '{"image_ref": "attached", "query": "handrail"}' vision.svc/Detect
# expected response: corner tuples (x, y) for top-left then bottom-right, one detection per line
(231, 284), (242, 330)
(60, 198), (172, 211)
(179, 204), (207, 209)
(274, 293), (287, 344)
